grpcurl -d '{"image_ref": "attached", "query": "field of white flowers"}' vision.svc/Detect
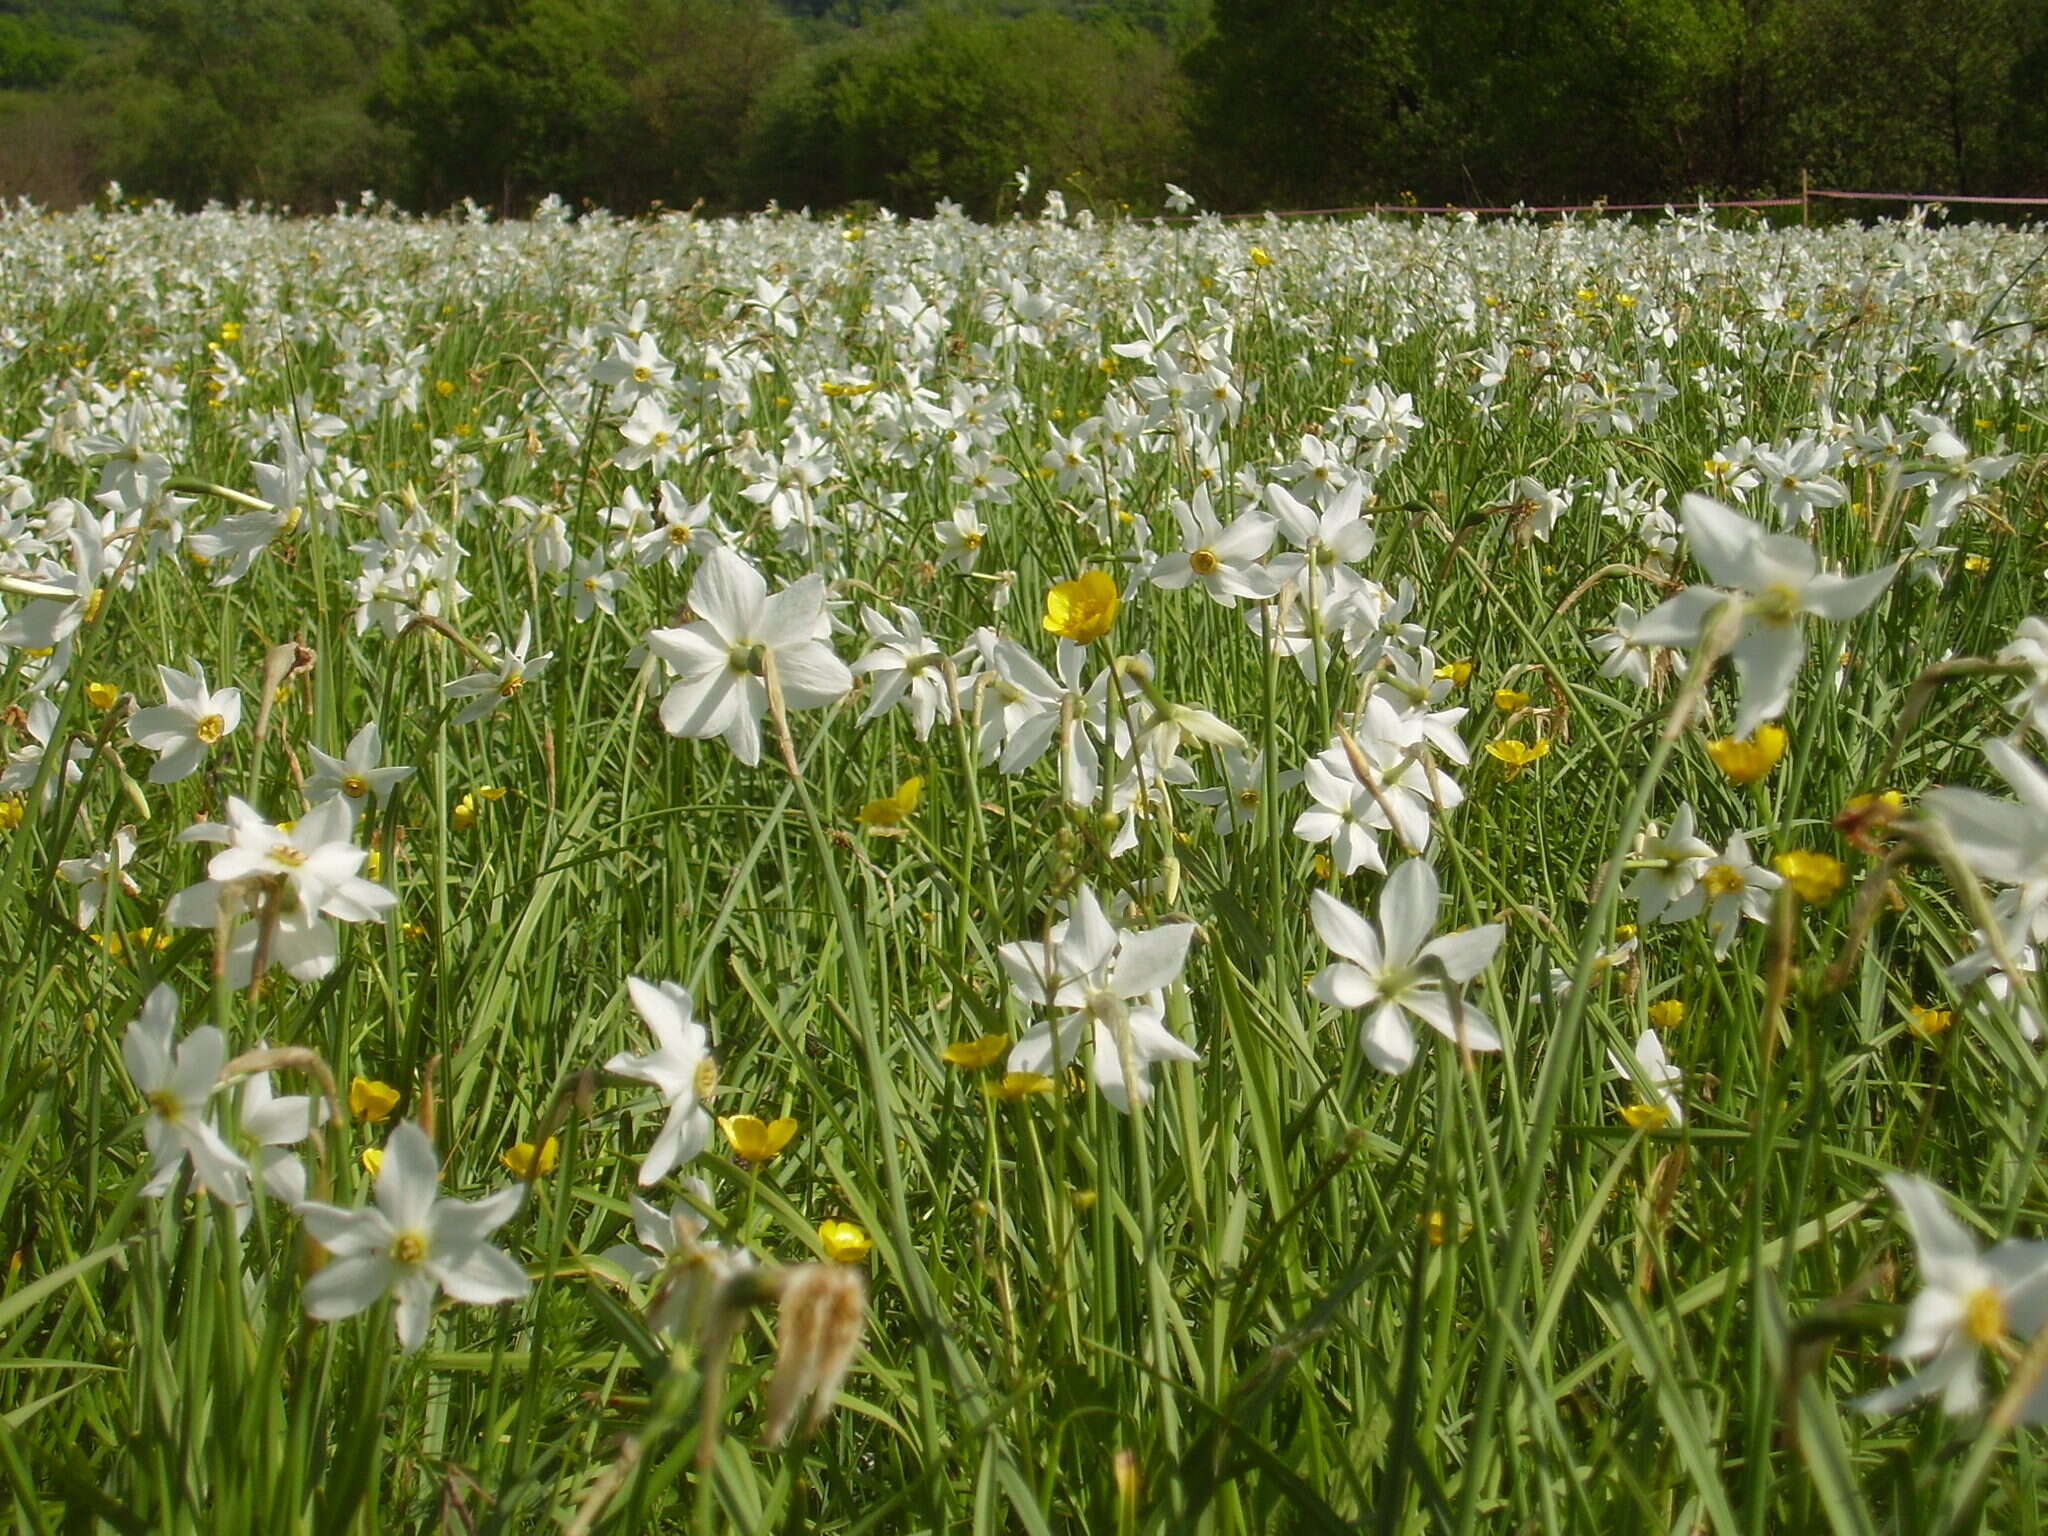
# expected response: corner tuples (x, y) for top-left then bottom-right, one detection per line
(2, 191), (2046, 1531)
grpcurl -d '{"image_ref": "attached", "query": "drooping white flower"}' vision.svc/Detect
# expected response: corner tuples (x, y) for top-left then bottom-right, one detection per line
(238, 1050), (330, 1206)
(1997, 617), (2048, 745)
(605, 978), (717, 1185)
(297, 1122), (528, 1352)
(850, 604), (957, 740)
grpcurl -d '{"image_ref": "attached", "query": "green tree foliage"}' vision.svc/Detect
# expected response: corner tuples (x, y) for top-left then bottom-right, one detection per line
(1188, 0), (2048, 210)
(0, 13), (80, 88)
(93, 0), (406, 207)
(0, 0), (2042, 214)
(744, 8), (1185, 215)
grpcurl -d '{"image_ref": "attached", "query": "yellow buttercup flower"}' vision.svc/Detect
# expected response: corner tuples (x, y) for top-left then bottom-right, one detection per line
(1909, 1004), (1953, 1037)
(1705, 725), (1787, 785)
(501, 1137), (560, 1178)
(1248, 246), (1273, 268)
(1773, 849), (1845, 903)
(350, 1076), (401, 1123)
(856, 775), (923, 829)
(1484, 738), (1550, 778)
(1493, 687), (1531, 713)
(451, 793), (479, 832)
(85, 681), (119, 710)
(817, 1219), (873, 1262)
(941, 1033), (1010, 1070)
(719, 1114), (799, 1164)
(1647, 999), (1686, 1030)
(0, 796), (23, 832)
(1042, 570), (1120, 645)
(1433, 659), (1475, 687)
(986, 1072), (1056, 1101)
(1621, 1103), (1670, 1131)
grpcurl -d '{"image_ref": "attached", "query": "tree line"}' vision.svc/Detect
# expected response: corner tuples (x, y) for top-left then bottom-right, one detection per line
(2, 0), (2044, 217)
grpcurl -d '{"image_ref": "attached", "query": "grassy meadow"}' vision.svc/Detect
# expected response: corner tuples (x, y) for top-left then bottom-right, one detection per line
(2, 196), (2048, 1532)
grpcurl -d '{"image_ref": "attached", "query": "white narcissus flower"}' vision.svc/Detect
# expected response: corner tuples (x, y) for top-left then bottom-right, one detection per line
(1588, 602), (1658, 691)
(127, 661), (241, 783)
(995, 886), (1197, 1113)
(122, 984), (250, 1207)
(236, 1048), (330, 1209)
(1148, 487), (1278, 606)
(645, 547), (853, 767)
(296, 1122), (528, 1352)
(1925, 740), (2048, 977)
(1609, 1028), (1685, 1126)
(1632, 493), (1899, 736)
(57, 824), (139, 929)
(850, 603), (956, 740)
(606, 977), (717, 1185)
(304, 721), (414, 819)
(443, 614), (551, 728)
(1628, 803), (1716, 924)
(1293, 749), (1388, 877)
(1309, 860), (1505, 1074)
(600, 1178), (755, 1340)
(1998, 616), (2048, 744)
(1856, 1174), (2048, 1420)
(1185, 748), (1297, 838)
(556, 548), (629, 623)
(0, 697), (88, 806)
(165, 796), (397, 986)
(1664, 830), (1781, 958)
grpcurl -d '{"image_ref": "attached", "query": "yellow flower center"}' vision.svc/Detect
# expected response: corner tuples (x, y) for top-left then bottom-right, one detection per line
(498, 674), (524, 698)
(268, 842), (306, 866)
(146, 1089), (181, 1121)
(1235, 787), (1260, 809)
(390, 1231), (429, 1266)
(341, 774), (369, 799)
(1751, 582), (1802, 624)
(1702, 864), (1746, 897)
(1189, 548), (1219, 576)
(1965, 1286), (2005, 1345)
(694, 1058), (719, 1102)
(194, 714), (225, 744)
